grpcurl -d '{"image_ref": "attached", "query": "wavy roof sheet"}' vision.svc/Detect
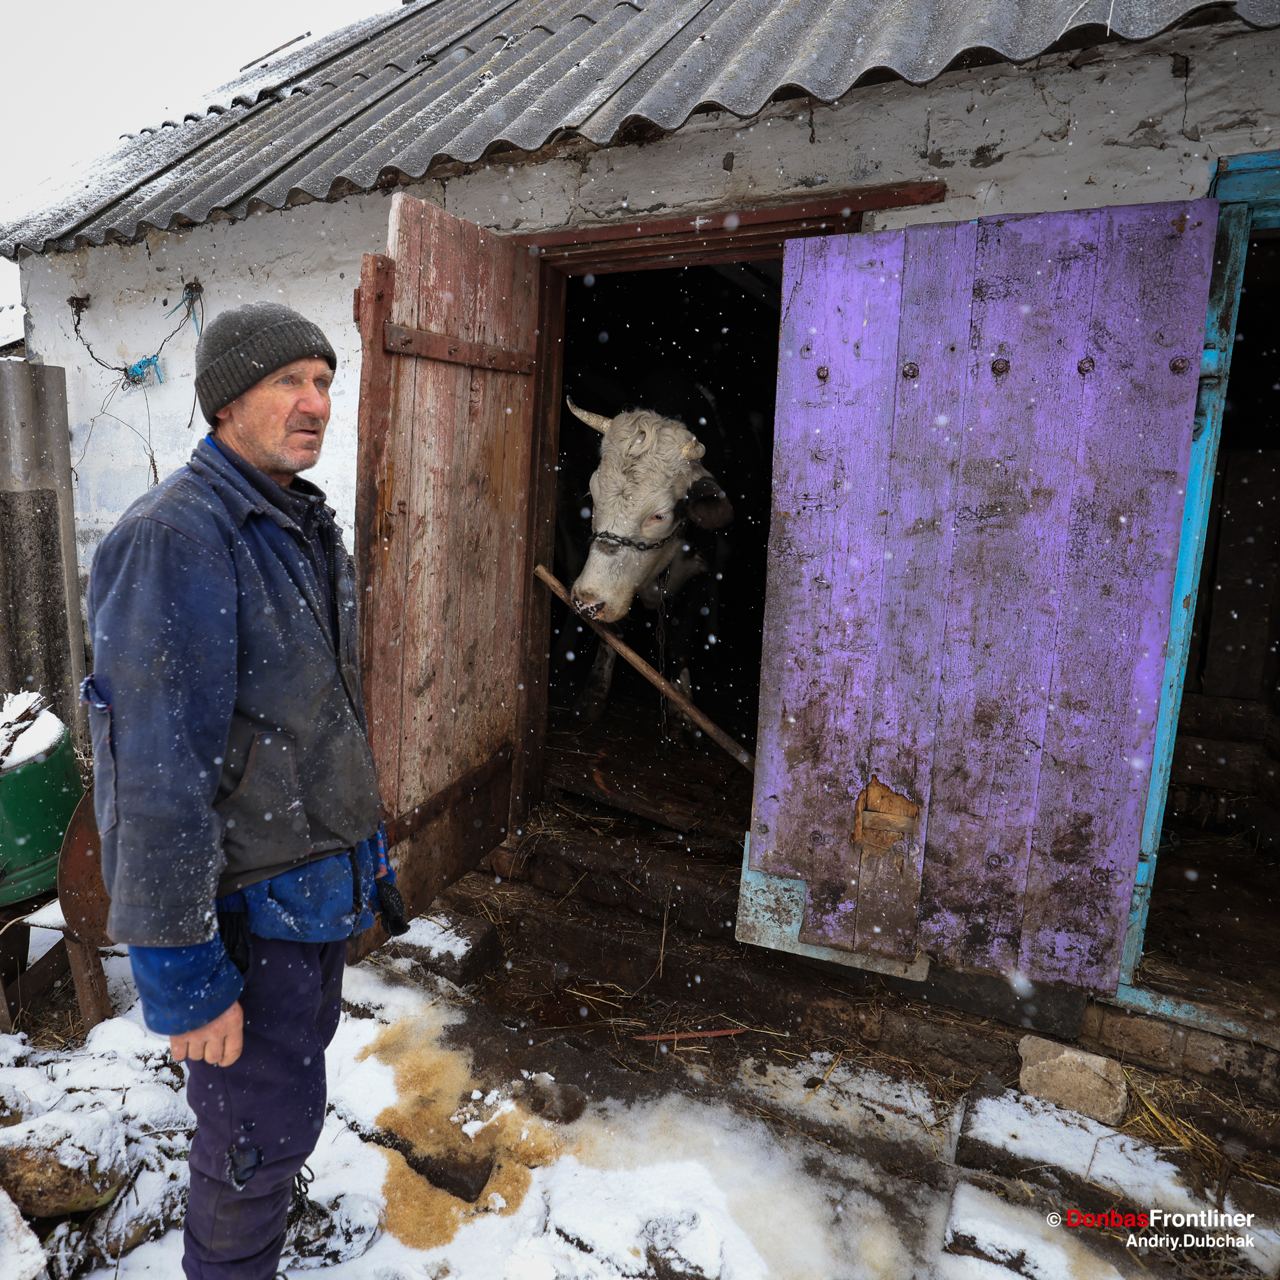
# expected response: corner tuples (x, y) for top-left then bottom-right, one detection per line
(4, 0), (1277, 258)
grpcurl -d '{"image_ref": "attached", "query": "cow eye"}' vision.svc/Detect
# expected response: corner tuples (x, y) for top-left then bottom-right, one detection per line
(648, 511), (669, 522)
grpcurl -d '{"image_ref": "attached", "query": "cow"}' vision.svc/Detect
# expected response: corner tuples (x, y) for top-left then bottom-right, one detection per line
(565, 396), (733, 723)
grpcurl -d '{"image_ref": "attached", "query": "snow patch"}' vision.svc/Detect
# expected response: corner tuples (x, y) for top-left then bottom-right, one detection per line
(0, 1184), (45, 1280)
(967, 1090), (1280, 1274)
(399, 912), (471, 961)
(0, 691), (65, 772)
(939, 1182), (1124, 1280)
(24, 899), (68, 931)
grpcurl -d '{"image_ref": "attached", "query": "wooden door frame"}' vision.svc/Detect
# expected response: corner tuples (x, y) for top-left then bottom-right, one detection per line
(1111, 152), (1280, 1050)
(504, 182), (947, 842)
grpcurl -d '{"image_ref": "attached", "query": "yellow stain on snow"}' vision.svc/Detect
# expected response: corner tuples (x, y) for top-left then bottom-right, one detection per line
(357, 1015), (565, 1251)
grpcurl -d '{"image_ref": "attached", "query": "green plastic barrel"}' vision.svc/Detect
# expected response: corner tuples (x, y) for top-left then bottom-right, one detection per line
(0, 727), (83, 908)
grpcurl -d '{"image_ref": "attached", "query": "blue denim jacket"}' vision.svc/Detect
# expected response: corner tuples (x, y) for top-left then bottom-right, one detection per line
(129, 835), (394, 1034)
(86, 437), (390, 1033)
(85, 437), (381, 949)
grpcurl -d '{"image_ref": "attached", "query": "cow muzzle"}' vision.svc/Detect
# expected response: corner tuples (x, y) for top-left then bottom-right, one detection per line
(571, 587), (606, 621)
(571, 584), (629, 624)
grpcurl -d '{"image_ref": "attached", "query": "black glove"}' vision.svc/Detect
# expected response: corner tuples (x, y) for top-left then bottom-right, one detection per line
(376, 878), (410, 936)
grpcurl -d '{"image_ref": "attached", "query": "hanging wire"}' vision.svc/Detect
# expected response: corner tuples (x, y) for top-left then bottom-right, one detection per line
(68, 282), (204, 484)
(69, 281), (203, 387)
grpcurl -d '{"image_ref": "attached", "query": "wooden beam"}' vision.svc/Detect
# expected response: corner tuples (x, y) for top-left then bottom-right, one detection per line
(385, 744), (514, 847)
(521, 184), (945, 255)
(384, 322), (536, 375)
(534, 564), (755, 774)
(66, 936), (112, 1031)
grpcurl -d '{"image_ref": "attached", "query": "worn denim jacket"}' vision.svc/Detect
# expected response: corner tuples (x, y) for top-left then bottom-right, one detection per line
(128, 833), (393, 1034)
(85, 437), (382, 949)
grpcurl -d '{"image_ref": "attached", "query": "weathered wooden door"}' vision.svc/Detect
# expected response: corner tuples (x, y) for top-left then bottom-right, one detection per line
(739, 201), (1219, 994)
(353, 193), (539, 934)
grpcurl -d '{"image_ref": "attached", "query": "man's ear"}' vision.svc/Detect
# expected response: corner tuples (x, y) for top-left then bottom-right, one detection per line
(685, 473), (734, 530)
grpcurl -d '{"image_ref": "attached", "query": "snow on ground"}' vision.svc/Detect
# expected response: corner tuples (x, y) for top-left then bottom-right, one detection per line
(937, 1183), (1126, 1280)
(966, 1090), (1280, 1276)
(35, 958), (929, 1280)
(2, 953), (1267, 1278)
(0, 1185), (45, 1280)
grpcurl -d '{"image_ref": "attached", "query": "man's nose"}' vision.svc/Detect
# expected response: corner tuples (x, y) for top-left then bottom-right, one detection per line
(298, 383), (330, 417)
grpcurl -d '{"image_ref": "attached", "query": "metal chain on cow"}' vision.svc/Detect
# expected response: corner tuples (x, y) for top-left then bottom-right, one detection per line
(588, 525), (684, 553)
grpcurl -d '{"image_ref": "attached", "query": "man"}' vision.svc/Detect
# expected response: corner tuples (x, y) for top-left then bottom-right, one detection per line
(84, 302), (405, 1278)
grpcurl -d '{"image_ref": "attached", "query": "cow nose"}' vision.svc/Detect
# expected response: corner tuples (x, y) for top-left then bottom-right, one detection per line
(572, 588), (604, 619)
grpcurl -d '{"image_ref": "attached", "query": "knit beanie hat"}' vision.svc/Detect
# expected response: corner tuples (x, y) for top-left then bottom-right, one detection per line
(195, 302), (336, 425)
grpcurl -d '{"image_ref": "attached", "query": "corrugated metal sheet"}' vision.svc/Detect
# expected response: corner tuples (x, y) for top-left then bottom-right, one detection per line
(3, 0), (1277, 258)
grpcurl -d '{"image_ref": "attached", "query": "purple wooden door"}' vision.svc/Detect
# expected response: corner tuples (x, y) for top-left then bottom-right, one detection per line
(743, 201), (1218, 993)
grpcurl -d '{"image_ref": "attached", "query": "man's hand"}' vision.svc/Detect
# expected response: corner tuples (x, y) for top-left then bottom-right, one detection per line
(170, 1001), (244, 1068)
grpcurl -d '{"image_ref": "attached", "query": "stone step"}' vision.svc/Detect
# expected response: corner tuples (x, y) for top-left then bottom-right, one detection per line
(955, 1086), (1280, 1279)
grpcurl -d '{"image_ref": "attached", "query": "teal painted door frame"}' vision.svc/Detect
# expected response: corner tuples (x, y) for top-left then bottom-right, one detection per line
(1115, 150), (1280, 1043)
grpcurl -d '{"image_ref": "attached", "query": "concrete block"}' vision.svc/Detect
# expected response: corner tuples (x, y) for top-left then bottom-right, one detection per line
(1087, 1007), (1186, 1069)
(390, 908), (501, 987)
(1018, 1035), (1128, 1126)
(1183, 1033), (1280, 1105)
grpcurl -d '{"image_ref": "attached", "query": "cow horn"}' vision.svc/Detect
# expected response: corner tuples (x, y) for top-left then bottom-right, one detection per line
(566, 396), (611, 434)
(681, 439), (706, 460)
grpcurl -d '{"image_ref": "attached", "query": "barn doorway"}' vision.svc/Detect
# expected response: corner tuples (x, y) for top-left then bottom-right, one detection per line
(1135, 227), (1280, 1027)
(533, 261), (780, 874)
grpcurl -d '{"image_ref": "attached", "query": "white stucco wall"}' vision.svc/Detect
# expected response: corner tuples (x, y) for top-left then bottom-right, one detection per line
(18, 21), (1279, 591)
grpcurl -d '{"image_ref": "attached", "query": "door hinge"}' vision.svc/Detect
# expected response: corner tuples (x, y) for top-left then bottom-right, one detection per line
(1198, 345), (1224, 385)
(1192, 346), (1226, 441)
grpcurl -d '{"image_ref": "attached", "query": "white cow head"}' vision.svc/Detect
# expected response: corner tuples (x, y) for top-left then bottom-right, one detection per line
(568, 397), (733, 623)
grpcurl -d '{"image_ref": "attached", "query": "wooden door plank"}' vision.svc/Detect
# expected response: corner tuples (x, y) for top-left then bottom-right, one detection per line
(355, 251), (405, 816)
(377, 197), (539, 916)
(918, 211), (1100, 977)
(1018, 200), (1218, 991)
(393, 201), (482, 912)
(748, 232), (902, 951)
(851, 220), (976, 959)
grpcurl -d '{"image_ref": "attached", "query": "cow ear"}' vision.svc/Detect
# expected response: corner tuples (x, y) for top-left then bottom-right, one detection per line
(685, 474), (734, 530)
(627, 425), (653, 457)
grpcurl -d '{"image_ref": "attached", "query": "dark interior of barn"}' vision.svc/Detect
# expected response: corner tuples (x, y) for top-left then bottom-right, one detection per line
(534, 262), (780, 857)
(1139, 228), (1280, 1023)
(523, 240), (1278, 1034)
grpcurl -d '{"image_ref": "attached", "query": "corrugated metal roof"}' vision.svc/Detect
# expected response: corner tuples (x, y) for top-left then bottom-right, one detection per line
(4, 0), (1277, 259)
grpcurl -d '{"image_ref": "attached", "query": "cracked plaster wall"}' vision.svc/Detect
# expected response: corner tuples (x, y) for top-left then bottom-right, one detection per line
(17, 21), (1279, 589)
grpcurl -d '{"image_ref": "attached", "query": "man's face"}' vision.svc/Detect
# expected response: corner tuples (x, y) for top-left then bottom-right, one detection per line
(213, 357), (334, 485)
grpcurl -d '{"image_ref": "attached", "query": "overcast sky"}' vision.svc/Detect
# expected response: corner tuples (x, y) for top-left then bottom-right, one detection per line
(0, 0), (396, 333)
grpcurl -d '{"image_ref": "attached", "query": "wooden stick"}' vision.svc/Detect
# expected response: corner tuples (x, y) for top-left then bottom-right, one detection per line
(534, 564), (755, 774)
(633, 1027), (748, 1043)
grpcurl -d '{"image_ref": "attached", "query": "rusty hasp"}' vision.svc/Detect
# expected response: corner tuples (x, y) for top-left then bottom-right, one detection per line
(534, 564), (755, 774)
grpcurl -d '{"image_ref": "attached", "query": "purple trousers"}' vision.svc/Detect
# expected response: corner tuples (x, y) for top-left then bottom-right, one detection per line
(182, 936), (345, 1279)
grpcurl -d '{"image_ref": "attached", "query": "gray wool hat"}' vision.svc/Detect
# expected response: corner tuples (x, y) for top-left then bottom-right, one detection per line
(195, 302), (336, 425)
